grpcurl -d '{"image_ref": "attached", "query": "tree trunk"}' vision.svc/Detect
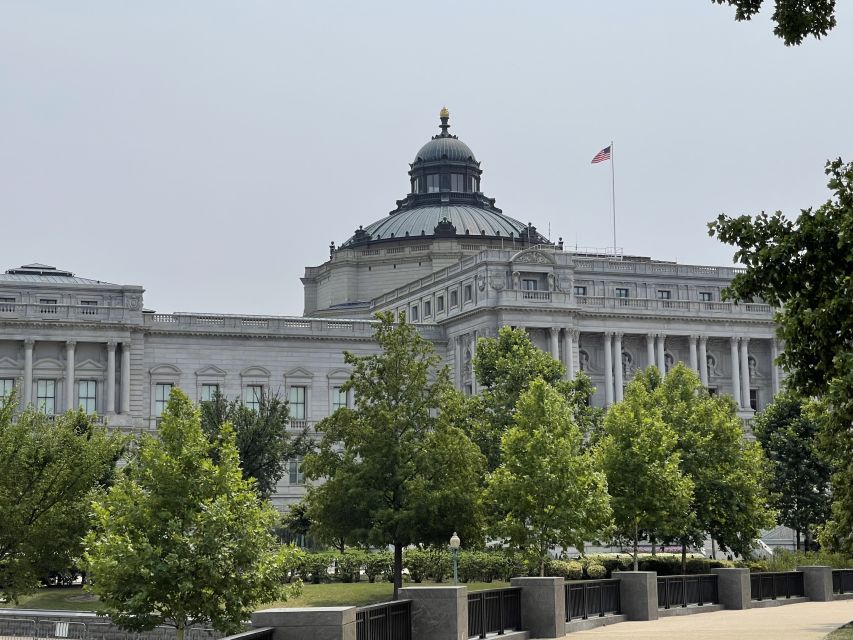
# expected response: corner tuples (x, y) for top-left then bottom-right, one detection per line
(681, 542), (687, 575)
(804, 525), (811, 551)
(711, 537), (716, 560)
(650, 536), (657, 557)
(176, 624), (185, 640)
(633, 520), (639, 571)
(796, 528), (801, 551)
(393, 542), (403, 600)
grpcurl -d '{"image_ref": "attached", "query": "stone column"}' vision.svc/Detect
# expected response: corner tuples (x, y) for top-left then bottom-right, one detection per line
(470, 332), (477, 394)
(398, 586), (467, 640)
(646, 333), (655, 370)
(740, 337), (751, 409)
(454, 336), (463, 389)
(251, 607), (356, 640)
(106, 341), (117, 415)
(614, 571), (658, 621)
(656, 334), (666, 375)
(65, 340), (76, 412)
(711, 568), (751, 610)
(730, 337), (742, 408)
(120, 341), (131, 414)
(23, 338), (34, 408)
(563, 329), (575, 379)
(798, 566), (834, 602)
(549, 327), (560, 361)
(688, 335), (698, 373)
(698, 336), (709, 386)
(510, 577), (565, 638)
(614, 333), (624, 402)
(770, 338), (780, 395)
(603, 332), (614, 406)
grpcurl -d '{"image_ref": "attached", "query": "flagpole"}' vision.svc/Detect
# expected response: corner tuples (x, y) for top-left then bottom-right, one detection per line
(610, 140), (617, 258)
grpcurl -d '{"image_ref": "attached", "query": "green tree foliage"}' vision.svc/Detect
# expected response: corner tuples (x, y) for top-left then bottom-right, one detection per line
(753, 391), (832, 550)
(712, 0), (837, 45)
(485, 379), (612, 576)
(709, 158), (853, 554)
(650, 365), (774, 569)
(471, 326), (602, 470)
(302, 312), (485, 598)
(84, 389), (299, 640)
(0, 392), (124, 601)
(596, 371), (694, 570)
(200, 390), (308, 499)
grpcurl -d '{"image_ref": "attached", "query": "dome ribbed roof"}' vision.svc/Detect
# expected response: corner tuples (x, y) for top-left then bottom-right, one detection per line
(413, 137), (477, 163)
(350, 205), (529, 243)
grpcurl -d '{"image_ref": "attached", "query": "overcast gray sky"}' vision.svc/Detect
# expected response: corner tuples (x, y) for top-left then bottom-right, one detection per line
(2, 1), (851, 316)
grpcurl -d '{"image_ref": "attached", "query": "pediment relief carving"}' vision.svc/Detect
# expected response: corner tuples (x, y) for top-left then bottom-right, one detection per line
(326, 367), (351, 380)
(76, 358), (106, 372)
(150, 364), (182, 376)
(241, 366), (271, 378)
(285, 367), (314, 379)
(0, 356), (19, 369)
(510, 249), (556, 265)
(195, 365), (227, 377)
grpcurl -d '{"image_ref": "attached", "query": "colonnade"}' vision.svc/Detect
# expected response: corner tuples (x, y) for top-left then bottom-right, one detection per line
(19, 338), (131, 414)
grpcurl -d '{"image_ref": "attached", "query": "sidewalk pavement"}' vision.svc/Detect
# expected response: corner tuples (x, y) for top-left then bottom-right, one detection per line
(564, 600), (853, 639)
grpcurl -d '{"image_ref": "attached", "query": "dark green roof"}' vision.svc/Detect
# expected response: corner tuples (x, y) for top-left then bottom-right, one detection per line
(413, 137), (477, 164)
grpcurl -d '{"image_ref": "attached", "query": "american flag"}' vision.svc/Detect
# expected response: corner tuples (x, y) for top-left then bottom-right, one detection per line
(591, 145), (611, 164)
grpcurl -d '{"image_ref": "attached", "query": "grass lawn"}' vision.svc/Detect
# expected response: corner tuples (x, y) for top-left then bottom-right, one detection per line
(262, 580), (510, 609)
(0, 586), (98, 611)
(827, 622), (853, 639)
(0, 581), (510, 612)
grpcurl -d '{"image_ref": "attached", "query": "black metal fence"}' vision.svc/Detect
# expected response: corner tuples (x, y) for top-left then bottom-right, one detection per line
(355, 600), (412, 640)
(833, 569), (853, 595)
(467, 587), (522, 639)
(565, 579), (621, 621)
(656, 574), (719, 609)
(750, 571), (805, 601)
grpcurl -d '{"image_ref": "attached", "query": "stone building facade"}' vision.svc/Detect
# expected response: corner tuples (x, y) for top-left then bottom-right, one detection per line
(0, 110), (780, 512)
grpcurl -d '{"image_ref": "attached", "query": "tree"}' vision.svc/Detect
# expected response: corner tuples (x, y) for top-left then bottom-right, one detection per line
(485, 379), (612, 576)
(596, 371), (694, 570)
(471, 326), (602, 470)
(200, 390), (308, 499)
(712, 0), (837, 45)
(752, 391), (832, 550)
(651, 365), (774, 570)
(84, 389), (299, 640)
(709, 158), (853, 554)
(0, 391), (124, 601)
(302, 312), (485, 599)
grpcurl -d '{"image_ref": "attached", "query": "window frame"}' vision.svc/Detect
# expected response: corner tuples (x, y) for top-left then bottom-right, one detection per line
(244, 384), (264, 411)
(200, 383), (219, 403)
(700, 291), (713, 302)
(154, 382), (173, 417)
(0, 378), (14, 400)
(78, 379), (97, 414)
(657, 289), (672, 300)
(36, 379), (56, 415)
(289, 385), (307, 420)
(615, 287), (629, 299)
(574, 285), (587, 296)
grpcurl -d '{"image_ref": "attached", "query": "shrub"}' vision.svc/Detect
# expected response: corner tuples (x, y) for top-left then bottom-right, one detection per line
(585, 563), (607, 579)
(301, 552), (335, 584)
(404, 549), (430, 583)
(425, 548), (451, 582)
(364, 552), (392, 583)
(337, 550), (366, 583)
(459, 551), (490, 583)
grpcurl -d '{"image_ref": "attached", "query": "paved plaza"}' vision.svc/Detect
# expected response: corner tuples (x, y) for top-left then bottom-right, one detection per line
(566, 600), (853, 639)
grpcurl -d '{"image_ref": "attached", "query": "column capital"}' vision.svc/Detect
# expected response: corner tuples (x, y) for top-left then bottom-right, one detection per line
(24, 337), (35, 347)
(570, 328), (580, 339)
(647, 332), (656, 339)
(106, 340), (118, 351)
(730, 336), (740, 345)
(65, 339), (77, 349)
(550, 326), (560, 335)
(699, 335), (708, 345)
(740, 336), (750, 345)
(604, 330), (614, 337)
(689, 334), (698, 341)
(614, 331), (624, 339)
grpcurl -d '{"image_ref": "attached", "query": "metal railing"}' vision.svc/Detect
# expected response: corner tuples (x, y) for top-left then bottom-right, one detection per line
(565, 579), (621, 621)
(750, 571), (805, 601)
(467, 587), (522, 639)
(657, 575), (719, 609)
(355, 600), (411, 640)
(833, 569), (853, 594)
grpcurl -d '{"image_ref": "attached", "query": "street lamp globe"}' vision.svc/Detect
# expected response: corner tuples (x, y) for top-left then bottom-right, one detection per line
(450, 532), (461, 550)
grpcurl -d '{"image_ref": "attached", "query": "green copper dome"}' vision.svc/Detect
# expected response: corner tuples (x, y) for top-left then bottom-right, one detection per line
(413, 137), (477, 163)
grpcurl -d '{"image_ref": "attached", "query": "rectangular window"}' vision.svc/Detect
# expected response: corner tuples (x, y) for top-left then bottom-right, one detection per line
(154, 383), (173, 417)
(412, 178), (419, 193)
(424, 300), (432, 317)
(749, 389), (758, 411)
(574, 285), (587, 296)
(470, 176), (477, 192)
(244, 384), (263, 411)
(288, 457), (305, 485)
(80, 300), (98, 315)
(332, 386), (348, 411)
(37, 379), (55, 415)
(0, 297), (14, 312)
(426, 174), (440, 193)
(450, 174), (465, 192)
(40, 299), (57, 314)
(410, 305), (419, 322)
(0, 378), (15, 399)
(464, 285), (472, 302)
(522, 279), (538, 291)
(436, 296), (444, 312)
(78, 380), (96, 414)
(450, 290), (458, 308)
(615, 288), (629, 298)
(657, 290), (672, 300)
(700, 291), (713, 302)
(289, 385), (307, 420)
(201, 383), (219, 403)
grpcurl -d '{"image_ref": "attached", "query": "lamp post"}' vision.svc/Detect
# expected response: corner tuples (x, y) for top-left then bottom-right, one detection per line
(450, 532), (461, 585)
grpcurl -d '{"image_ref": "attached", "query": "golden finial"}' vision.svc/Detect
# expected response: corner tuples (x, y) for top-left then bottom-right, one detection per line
(440, 106), (450, 119)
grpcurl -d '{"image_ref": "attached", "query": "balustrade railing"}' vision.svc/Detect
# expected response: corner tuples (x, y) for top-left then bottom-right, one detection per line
(467, 587), (521, 639)
(656, 575), (719, 609)
(833, 569), (853, 595)
(355, 600), (411, 640)
(750, 571), (805, 601)
(565, 579), (621, 621)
